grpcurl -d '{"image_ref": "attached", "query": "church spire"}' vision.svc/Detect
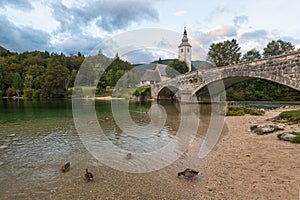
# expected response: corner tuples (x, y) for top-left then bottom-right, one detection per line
(181, 26), (189, 43)
(178, 27), (192, 72)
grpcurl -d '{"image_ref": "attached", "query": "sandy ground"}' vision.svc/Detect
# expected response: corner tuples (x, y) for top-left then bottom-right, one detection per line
(29, 107), (300, 200)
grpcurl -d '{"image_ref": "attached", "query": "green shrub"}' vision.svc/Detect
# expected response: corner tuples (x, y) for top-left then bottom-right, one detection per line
(247, 108), (265, 116)
(32, 89), (41, 99)
(226, 106), (265, 116)
(277, 133), (283, 140)
(250, 125), (258, 131)
(290, 136), (300, 143)
(23, 88), (34, 98)
(67, 88), (73, 96)
(6, 87), (15, 97)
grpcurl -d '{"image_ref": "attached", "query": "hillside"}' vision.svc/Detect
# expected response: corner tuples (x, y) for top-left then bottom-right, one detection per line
(0, 46), (7, 52)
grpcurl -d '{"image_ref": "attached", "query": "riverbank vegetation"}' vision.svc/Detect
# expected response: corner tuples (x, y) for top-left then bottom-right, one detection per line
(226, 106), (265, 116)
(273, 109), (300, 124)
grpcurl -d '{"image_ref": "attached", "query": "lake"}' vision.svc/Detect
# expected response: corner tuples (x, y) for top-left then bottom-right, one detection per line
(0, 99), (299, 199)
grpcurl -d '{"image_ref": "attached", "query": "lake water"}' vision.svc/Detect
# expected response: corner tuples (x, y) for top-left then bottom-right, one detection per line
(0, 99), (299, 199)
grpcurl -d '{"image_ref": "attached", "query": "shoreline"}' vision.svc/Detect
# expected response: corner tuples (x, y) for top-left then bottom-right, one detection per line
(50, 107), (300, 200)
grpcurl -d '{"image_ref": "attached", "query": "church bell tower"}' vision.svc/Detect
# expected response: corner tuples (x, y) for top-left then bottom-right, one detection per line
(178, 27), (192, 72)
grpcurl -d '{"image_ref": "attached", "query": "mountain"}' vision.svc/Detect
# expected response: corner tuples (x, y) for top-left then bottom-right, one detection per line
(191, 60), (216, 71)
(0, 46), (8, 52)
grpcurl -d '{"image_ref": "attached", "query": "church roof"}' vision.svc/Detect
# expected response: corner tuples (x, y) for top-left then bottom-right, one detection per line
(156, 64), (167, 76)
(141, 69), (161, 82)
(178, 27), (192, 48)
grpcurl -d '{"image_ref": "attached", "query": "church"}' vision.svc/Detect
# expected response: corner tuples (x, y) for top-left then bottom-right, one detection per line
(178, 27), (192, 72)
(140, 27), (192, 86)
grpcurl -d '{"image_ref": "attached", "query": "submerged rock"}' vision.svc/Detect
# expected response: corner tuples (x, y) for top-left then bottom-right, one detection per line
(7, 134), (16, 137)
(0, 144), (9, 150)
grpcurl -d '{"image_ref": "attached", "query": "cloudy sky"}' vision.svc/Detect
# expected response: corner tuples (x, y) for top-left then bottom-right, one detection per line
(1, 0), (300, 63)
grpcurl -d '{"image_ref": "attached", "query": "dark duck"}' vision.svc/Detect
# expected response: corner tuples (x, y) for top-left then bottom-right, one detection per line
(178, 168), (199, 181)
(85, 168), (94, 182)
(61, 162), (70, 172)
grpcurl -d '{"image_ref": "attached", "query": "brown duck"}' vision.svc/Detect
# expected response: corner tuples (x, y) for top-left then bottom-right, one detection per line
(178, 168), (199, 181)
(61, 162), (70, 172)
(85, 168), (94, 182)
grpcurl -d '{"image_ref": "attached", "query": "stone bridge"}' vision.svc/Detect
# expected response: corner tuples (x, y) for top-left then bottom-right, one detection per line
(151, 51), (300, 103)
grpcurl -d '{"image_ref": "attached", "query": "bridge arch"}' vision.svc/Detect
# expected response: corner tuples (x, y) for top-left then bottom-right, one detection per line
(156, 85), (179, 101)
(192, 70), (300, 98)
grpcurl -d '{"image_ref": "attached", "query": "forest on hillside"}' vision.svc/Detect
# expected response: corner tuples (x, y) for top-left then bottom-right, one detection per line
(0, 38), (300, 101)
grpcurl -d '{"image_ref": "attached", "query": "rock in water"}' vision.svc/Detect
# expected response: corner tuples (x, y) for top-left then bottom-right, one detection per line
(7, 134), (16, 137)
(0, 144), (8, 150)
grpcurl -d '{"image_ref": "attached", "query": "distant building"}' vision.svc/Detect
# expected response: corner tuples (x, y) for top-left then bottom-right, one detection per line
(140, 63), (169, 86)
(178, 27), (192, 72)
(139, 27), (193, 86)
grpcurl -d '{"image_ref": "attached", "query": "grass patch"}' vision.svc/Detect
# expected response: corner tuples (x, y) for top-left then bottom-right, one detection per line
(273, 109), (300, 124)
(226, 106), (265, 116)
(289, 132), (300, 143)
(277, 133), (283, 140)
(250, 125), (258, 131)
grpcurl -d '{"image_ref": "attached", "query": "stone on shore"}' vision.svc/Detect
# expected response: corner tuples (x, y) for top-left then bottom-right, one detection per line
(251, 124), (285, 135)
(279, 133), (296, 141)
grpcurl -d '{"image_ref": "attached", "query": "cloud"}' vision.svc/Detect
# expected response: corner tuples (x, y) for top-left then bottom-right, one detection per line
(0, 15), (51, 52)
(240, 29), (268, 40)
(0, 0), (32, 10)
(174, 10), (187, 16)
(238, 29), (300, 52)
(194, 25), (238, 47)
(233, 15), (248, 27)
(238, 29), (275, 52)
(0, 1), (160, 54)
(54, 34), (102, 56)
(205, 5), (231, 22)
(50, 0), (159, 33)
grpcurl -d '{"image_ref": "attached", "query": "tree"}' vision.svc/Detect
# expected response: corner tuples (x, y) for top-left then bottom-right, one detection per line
(98, 56), (134, 89)
(263, 40), (295, 57)
(158, 57), (162, 64)
(25, 64), (45, 90)
(42, 62), (69, 98)
(166, 59), (189, 78)
(241, 49), (261, 62)
(207, 39), (241, 67)
(0, 65), (6, 95)
(11, 72), (23, 96)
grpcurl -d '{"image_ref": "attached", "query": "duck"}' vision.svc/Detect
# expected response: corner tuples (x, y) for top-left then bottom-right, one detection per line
(61, 162), (71, 172)
(126, 153), (132, 159)
(85, 168), (94, 182)
(178, 168), (199, 181)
